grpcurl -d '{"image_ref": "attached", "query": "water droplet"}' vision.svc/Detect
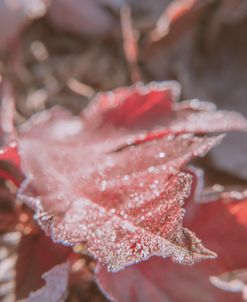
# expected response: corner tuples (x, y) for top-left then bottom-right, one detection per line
(99, 180), (107, 192)
(123, 175), (130, 181)
(148, 166), (155, 173)
(109, 208), (116, 214)
(159, 152), (166, 158)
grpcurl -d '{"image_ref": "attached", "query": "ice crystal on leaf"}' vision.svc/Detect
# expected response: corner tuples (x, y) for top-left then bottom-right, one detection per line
(14, 81), (247, 272)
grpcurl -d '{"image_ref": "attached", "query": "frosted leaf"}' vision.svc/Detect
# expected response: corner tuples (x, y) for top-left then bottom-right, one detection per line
(96, 196), (247, 302)
(21, 262), (69, 302)
(16, 82), (247, 271)
(84, 82), (247, 135)
(19, 171), (216, 272)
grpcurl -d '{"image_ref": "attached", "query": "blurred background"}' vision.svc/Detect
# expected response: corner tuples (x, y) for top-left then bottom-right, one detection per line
(1, 0), (247, 182)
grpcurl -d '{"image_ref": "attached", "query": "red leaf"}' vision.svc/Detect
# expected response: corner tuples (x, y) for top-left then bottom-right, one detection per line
(17, 82), (247, 271)
(84, 82), (247, 134)
(83, 82), (179, 130)
(16, 231), (71, 300)
(96, 196), (247, 302)
(22, 262), (69, 302)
